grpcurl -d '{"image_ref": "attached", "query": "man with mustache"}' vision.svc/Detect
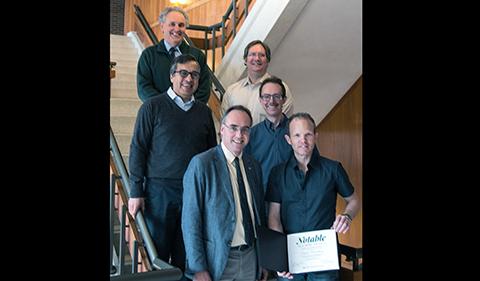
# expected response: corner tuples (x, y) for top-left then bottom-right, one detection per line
(221, 40), (294, 126)
(129, 54), (217, 275)
(137, 6), (211, 103)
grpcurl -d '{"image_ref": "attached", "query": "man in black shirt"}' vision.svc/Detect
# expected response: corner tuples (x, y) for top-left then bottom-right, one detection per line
(266, 112), (360, 281)
(128, 54), (217, 273)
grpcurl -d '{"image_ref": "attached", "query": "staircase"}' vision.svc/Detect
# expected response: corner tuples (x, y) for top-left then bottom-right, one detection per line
(110, 34), (142, 167)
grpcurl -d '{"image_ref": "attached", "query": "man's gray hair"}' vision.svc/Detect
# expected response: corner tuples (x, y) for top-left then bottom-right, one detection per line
(159, 6), (190, 27)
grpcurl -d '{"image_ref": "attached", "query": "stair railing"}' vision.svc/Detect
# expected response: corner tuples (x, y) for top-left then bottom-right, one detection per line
(186, 0), (252, 70)
(110, 128), (182, 277)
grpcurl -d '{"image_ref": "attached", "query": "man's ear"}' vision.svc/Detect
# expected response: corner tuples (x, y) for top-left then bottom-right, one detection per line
(284, 134), (292, 145)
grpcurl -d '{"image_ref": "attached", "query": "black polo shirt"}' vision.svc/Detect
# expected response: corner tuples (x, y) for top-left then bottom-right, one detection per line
(265, 149), (354, 234)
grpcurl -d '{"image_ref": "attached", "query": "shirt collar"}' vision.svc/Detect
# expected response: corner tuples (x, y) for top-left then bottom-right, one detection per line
(167, 87), (195, 103)
(288, 147), (320, 171)
(241, 72), (271, 87)
(164, 40), (180, 52)
(221, 142), (243, 164)
(264, 114), (288, 131)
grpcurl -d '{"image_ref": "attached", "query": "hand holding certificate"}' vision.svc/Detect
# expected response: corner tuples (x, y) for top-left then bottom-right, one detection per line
(258, 227), (339, 274)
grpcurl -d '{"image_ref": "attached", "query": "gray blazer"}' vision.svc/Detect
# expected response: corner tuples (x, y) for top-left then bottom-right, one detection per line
(182, 145), (266, 281)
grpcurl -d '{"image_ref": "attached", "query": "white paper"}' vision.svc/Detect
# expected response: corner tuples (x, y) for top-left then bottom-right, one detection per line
(287, 229), (339, 274)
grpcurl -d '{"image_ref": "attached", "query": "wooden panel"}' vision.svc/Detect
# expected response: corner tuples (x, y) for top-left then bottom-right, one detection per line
(124, 0), (229, 43)
(123, 0), (254, 49)
(316, 76), (363, 248)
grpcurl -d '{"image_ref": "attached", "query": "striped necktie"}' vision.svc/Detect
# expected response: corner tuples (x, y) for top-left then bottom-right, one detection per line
(169, 48), (177, 60)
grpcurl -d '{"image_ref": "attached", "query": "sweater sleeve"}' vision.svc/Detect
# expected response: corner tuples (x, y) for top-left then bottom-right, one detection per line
(128, 102), (154, 197)
(137, 50), (163, 102)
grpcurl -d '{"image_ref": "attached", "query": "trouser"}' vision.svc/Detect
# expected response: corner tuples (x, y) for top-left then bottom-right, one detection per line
(277, 270), (339, 281)
(220, 244), (257, 281)
(143, 179), (185, 271)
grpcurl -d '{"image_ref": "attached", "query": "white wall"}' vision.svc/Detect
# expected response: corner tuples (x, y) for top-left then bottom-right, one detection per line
(217, 0), (362, 124)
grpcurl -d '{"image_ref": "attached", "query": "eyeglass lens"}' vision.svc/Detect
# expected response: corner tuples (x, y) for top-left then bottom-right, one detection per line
(224, 123), (250, 134)
(261, 94), (283, 101)
(177, 70), (200, 79)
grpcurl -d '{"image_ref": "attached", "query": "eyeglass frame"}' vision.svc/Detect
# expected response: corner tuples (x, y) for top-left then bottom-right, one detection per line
(173, 69), (201, 80)
(259, 94), (284, 102)
(222, 123), (251, 135)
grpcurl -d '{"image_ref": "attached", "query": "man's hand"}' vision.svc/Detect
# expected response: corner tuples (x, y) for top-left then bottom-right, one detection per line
(277, 271), (294, 279)
(128, 198), (145, 217)
(331, 213), (352, 234)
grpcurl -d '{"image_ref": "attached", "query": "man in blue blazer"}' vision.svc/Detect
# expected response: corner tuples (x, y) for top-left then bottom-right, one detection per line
(182, 105), (267, 281)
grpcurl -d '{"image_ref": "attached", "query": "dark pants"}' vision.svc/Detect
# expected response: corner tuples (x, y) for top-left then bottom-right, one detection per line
(144, 178), (185, 271)
(278, 270), (339, 281)
(220, 245), (257, 281)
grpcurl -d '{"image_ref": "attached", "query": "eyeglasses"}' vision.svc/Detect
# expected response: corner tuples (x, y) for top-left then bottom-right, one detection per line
(260, 94), (283, 102)
(223, 123), (250, 135)
(174, 70), (200, 80)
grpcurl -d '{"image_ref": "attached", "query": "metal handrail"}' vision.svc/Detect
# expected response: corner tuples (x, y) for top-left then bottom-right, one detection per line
(110, 127), (183, 278)
(134, 5), (159, 45)
(182, 33), (225, 98)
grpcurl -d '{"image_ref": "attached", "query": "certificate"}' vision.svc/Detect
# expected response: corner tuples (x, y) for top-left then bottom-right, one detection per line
(257, 227), (339, 274)
(287, 229), (339, 273)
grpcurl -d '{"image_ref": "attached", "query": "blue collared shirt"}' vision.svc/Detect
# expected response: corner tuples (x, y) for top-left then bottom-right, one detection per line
(167, 87), (195, 111)
(163, 41), (182, 56)
(244, 115), (292, 191)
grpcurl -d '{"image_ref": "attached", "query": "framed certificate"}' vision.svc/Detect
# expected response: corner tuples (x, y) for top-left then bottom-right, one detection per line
(258, 227), (339, 274)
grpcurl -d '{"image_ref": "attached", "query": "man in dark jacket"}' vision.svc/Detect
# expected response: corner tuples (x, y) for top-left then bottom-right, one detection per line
(137, 6), (211, 103)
